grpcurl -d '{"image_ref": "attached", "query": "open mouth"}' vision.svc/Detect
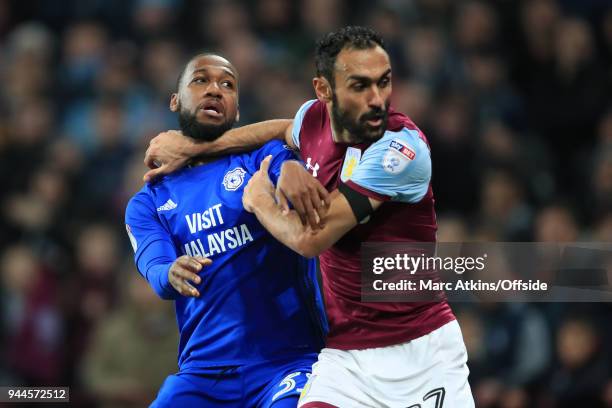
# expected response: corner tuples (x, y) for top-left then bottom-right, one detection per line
(364, 115), (385, 127)
(362, 110), (386, 128)
(199, 101), (224, 118)
(366, 118), (383, 127)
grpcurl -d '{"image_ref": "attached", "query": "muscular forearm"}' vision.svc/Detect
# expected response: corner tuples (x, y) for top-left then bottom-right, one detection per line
(144, 119), (293, 182)
(251, 192), (320, 258)
(249, 188), (361, 258)
(198, 119), (293, 156)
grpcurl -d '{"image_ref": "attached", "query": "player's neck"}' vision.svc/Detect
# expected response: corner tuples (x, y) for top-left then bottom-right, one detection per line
(183, 133), (223, 167)
(330, 119), (356, 145)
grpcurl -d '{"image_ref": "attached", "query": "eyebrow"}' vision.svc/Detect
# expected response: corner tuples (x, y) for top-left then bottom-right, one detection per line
(192, 67), (237, 80)
(346, 68), (392, 83)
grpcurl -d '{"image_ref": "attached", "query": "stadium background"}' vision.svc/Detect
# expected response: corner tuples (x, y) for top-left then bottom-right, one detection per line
(0, 0), (610, 406)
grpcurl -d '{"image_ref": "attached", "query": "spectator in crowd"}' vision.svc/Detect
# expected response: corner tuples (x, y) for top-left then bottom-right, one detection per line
(541, 318), (609, 407)
(82, 263), (177, 408)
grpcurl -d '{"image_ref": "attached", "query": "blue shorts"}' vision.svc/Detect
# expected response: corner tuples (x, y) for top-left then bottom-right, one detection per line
(151, 356), (316, 407)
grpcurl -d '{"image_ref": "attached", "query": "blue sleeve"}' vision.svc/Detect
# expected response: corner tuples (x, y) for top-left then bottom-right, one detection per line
(346, 128), (431, 203)
(291, 99), (317, 150)
(125, 191), (179, 300)
(251, 140), (301, 185)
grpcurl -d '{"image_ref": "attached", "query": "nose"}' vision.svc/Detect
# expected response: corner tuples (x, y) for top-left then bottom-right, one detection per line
(205, 81), (222, 98)
(368, 86), (384, 110)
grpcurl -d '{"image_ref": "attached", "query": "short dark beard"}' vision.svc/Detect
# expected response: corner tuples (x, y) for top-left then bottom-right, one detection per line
(178, 106), (234, 142)
(331, 92), (390, 143)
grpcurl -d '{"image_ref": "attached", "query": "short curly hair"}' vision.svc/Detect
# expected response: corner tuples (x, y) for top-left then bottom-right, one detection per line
(315, 26), (385, 88)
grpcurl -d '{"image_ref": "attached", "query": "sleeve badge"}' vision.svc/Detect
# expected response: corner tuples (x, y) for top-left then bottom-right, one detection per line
(383, 139), (415, 174)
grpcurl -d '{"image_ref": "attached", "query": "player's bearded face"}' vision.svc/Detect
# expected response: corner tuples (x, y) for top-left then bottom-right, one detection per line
(331, 92), (390, 143)
(177, 103), (235, 142)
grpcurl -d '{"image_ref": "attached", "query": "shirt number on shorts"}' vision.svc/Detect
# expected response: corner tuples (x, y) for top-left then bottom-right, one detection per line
(272, 372), (306, 402)
(406, 387), (446, 408)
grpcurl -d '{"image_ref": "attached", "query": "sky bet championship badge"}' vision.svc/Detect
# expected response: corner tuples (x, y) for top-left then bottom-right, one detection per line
(383, 139), (415, 174)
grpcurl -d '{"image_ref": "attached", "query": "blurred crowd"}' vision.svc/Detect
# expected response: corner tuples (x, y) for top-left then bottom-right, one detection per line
(0, 0), (610, 406)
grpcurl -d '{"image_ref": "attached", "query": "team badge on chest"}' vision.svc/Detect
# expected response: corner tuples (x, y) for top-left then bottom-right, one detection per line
(383, 139), (415, 174)
(340, 147), (362, 182)
(223, 167), (246, 191)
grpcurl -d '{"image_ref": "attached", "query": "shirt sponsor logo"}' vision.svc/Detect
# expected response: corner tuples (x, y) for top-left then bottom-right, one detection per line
(182, 203), (255, 258)
(223, 167), (246, 191)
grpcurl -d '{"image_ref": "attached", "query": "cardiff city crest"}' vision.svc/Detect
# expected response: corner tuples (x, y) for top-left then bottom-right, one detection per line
(223, 167), (247, 191)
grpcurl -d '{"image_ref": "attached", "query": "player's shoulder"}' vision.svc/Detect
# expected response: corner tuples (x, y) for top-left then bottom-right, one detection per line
(141, 164), (191, 193)
(298, 99), (321, 115)
(291, 99), (330, 149)
(367, 126), (430, 160)
(353, 125), (431, 182)
(128, 185), (156, 205)
(258, 139), (290, 153)
(126, 186), (156, 218)
(305, 99), (326, 119)
(249, 139), (296, 160)
(297, 99), (327, 128)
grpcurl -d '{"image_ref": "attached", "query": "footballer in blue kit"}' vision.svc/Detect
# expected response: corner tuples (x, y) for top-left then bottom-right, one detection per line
(124, 53), (326, 407)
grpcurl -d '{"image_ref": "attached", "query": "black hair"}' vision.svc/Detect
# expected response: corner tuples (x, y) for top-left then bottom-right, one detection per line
(315, 26), (385, 88)
(175, 52), (237, 91)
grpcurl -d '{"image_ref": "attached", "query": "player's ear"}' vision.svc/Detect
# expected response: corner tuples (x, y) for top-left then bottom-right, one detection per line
(236, 104), (240, 123)
(313, 76), (332, 103)
(170, 93), (179, 112)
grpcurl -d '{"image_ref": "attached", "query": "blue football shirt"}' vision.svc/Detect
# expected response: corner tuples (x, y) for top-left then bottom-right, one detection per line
(125, 140), (326, 371)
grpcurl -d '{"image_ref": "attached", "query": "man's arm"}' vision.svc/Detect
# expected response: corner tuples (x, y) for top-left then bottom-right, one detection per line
(144, 118), (331, 230)
(125, 194), (211, 299)
(250, 189), (380, 258)
(143, 98), (318, 181)
(143, 119), (294, 182)
(242, 157), (382, 258)
(243, 127), (433, 257)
